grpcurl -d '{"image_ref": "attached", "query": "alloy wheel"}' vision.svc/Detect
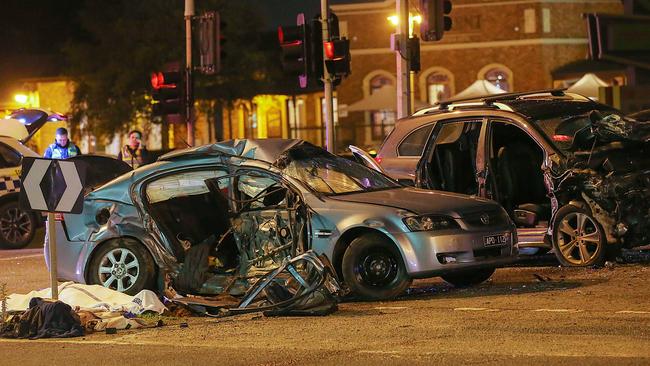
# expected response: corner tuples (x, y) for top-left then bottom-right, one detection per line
(556, 212), (602, 265)
(0, 207), (33, 245)
(97, 248), (140, 292)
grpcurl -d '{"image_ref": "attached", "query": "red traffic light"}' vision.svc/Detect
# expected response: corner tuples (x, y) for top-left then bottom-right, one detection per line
(277, 26), (284, 44)
(324, 41), (335, 60)
(151, 72), (164, 89)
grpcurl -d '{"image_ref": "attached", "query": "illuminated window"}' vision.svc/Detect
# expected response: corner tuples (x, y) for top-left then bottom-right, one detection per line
(426, 71), (453, 105)
(482, 67), (512, 92)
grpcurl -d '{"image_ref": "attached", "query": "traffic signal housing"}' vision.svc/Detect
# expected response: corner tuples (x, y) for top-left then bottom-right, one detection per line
(420, 0), (452, 42)
(278, 14), (311, 88)
(323, 38), (351, 77)
(151, 70), (183, 116)
(198, 11), (226, 74)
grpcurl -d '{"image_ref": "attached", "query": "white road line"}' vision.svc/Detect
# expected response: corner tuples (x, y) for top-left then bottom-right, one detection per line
(615, 310), (650, 314)
(454, 307), (500, 312)
(374, 306), (409, 310)
(534, 308), (583, 313)
(0, 253), (44, 261)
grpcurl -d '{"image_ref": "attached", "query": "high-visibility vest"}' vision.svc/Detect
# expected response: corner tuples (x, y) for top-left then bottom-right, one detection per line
(121, 145), (144, 168)
(48, 143), (80, 159)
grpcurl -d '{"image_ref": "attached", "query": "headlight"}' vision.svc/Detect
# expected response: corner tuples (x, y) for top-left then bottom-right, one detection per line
(403, 215), (459, 232)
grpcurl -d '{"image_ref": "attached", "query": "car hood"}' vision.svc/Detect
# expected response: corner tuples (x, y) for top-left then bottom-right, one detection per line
(328, 187), (498, 218)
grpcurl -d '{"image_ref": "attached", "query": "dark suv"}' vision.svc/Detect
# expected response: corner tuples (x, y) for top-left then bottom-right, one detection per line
(354, 89), (650, 267)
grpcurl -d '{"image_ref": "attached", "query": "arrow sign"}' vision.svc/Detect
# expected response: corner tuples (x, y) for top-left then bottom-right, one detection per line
(20, 157), (86, 214)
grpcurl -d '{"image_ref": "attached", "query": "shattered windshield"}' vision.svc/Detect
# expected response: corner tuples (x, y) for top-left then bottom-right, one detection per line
(279, 144), (400, 195)
(533, 110), (650, 154)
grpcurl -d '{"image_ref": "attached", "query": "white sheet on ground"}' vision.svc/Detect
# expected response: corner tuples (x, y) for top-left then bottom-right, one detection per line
(6, 282), (166, 314)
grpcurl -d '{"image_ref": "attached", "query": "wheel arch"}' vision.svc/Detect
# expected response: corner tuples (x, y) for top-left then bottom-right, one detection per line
(0, 192), (43, 226)
(84, 235), (158, 285)
(331, 227), (405, 279)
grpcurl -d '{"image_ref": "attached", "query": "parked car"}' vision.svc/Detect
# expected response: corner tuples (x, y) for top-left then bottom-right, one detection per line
(358, 89), (650, 267)
(46, 139), (517, 300)
(0, 108), (67, 249)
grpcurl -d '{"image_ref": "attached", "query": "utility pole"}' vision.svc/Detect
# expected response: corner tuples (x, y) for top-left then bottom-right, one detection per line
(321, 0), (335, 153)
(185, 0), (195, 146)
(396, 0), (411, 119)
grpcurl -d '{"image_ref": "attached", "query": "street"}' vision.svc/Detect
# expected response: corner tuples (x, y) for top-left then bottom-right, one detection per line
(1, 238), (649, 366)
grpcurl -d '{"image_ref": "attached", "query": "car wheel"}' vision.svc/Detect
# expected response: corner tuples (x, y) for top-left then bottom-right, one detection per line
(88, 238), (156, 295)
(342, 233), (412, 300)
(440, 267), (495, 288)
(0, 201), (37, 249)
(552, 204), (606, 267)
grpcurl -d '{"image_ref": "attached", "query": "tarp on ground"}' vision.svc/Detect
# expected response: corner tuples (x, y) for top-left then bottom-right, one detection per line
(347, 85), (430, 112)
(6, 282), (166, 314)
(452, 80), (506, 100)
(566, 73), (609, 100)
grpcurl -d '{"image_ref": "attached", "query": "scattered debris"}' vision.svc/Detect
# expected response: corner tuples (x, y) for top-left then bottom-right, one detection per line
(533, 273), (552, 282)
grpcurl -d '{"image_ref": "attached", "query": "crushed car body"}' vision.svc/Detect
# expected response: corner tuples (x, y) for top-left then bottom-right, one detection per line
(46, 138), (517, 302)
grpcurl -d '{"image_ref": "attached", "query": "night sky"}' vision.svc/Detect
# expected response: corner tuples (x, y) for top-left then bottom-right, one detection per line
(0, 0), (373, 101)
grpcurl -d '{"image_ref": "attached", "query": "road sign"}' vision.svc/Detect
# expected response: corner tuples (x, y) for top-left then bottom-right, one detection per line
(19, 158), (86, 214)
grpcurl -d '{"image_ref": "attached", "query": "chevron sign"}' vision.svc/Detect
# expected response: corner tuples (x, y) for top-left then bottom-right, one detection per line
(19, 158), (86, 214)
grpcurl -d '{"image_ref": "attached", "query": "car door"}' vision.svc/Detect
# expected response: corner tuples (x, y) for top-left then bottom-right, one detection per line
(416, 118), (487, 197)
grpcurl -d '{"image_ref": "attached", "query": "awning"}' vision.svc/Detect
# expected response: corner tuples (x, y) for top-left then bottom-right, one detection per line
(347, 85), (430, 112)
(566, 73), (609, 100)
(451, 80), (506, 100)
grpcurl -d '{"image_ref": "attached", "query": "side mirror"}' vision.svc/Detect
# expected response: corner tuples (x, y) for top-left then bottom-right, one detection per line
(514, 209), (538, 227)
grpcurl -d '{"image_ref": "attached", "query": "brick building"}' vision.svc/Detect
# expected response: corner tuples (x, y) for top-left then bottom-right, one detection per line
(328, 0), (625, 150)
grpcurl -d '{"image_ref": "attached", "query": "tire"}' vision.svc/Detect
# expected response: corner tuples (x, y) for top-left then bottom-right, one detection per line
(0, 200), (37, 249)
(342, 233), (412, 300)
(88, 238), (156, 295)
(552, 204), (606, 267)
(441, 267), (495, 288)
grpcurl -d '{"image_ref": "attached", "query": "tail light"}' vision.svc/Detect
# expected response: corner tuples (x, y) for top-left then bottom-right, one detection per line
(54, 213), (65, 221)
(374, 156), (383, 164)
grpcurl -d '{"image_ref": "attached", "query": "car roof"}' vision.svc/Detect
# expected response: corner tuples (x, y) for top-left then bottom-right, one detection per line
(159, 138), (305, 164)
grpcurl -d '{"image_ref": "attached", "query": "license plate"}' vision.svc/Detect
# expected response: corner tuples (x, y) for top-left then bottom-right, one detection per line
(483, 233), (509, 247)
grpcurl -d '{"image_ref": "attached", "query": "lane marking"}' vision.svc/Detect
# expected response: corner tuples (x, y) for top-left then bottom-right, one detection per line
(454, 307), (500, 312)
(374, 306), (409, 310)
(616, 310), (650, 314)
(0, 253), (44, 261)
(534, 308), (583, 313)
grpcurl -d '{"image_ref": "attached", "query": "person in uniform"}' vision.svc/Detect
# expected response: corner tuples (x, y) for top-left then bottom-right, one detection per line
(117, 130), (149, 168)
(43, 127), (82, 159)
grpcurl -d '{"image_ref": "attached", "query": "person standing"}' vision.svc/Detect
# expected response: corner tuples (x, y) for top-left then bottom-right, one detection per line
(43, 127), (82, 159)
(117, 130), (150, 168)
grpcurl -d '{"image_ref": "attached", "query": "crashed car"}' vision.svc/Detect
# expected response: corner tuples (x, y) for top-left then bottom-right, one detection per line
(365, 89), (650, 267)
(46, 139), (516, 300)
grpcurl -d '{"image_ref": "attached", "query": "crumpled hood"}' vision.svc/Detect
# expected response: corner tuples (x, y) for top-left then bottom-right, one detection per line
(328, 187), (498, 218)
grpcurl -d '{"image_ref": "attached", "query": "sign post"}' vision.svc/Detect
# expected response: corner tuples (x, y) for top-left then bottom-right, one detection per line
(19, 158), (86, 301)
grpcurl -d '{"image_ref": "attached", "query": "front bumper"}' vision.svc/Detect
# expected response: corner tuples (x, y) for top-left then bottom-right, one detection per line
(391, 226), (518, 278)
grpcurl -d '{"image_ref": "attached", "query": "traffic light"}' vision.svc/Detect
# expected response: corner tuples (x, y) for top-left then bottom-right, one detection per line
(278, 14), (311, 88)
(323, 38), (351, 77)
(420, 0), (452, 42)
(408, 36), (421, 72)
(151, 70), (183, 116)
(198, 11), (226, 74)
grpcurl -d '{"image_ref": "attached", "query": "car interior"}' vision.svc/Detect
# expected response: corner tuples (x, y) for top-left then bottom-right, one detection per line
(427, 121), (481, 195)
(144, 169), (305, 295)
(489, 122), (549, 227)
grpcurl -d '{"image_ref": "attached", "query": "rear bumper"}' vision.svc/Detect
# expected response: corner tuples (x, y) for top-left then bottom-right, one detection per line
(390, 225), (518, 278)
(44, 221), (92, 284)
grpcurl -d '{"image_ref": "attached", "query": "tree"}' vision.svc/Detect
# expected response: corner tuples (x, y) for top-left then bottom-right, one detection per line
(64, 0), (280, 140)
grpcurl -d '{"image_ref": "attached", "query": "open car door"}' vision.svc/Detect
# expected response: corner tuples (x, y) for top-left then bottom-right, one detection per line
(348, 145), (385, 174)
(69, 155), (133, 193)
(7, 108), (67, 143)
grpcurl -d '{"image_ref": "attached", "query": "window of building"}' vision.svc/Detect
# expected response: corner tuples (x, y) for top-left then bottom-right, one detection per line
(426, 71), (453, 105)
(369, 75), (396, 140)
(483, 67), (511, 92)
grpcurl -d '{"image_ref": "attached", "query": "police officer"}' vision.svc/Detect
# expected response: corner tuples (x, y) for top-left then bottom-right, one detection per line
(117, 130), (150, 168)
(43, 127), (82, 159)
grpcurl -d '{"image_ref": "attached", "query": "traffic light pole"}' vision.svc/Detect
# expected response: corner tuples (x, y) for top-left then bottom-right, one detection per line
(185, 0), (195, 146)
(396, 0), (411, 119)
(321, 0), (335, 153)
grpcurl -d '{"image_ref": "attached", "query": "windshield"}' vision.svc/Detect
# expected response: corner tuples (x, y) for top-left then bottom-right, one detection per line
(279, 144), (400, 195)
(533, 109), (650, 154)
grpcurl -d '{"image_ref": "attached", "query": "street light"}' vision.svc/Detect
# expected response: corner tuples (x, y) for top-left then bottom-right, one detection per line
(14, 94), (28, 105)
(387, 13), (422, 36)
